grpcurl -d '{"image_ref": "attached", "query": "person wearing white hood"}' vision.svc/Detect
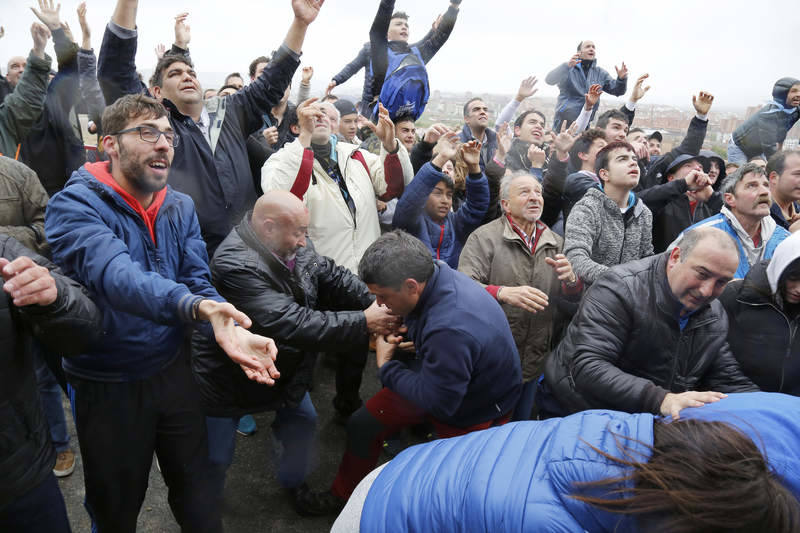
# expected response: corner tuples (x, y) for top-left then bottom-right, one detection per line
(669, 162), (790, 278)
(719, 231), (800, 395)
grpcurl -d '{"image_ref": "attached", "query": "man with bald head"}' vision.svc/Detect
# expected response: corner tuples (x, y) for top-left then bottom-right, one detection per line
(194, 190), (400, 509)
(544, 226), (758, 419)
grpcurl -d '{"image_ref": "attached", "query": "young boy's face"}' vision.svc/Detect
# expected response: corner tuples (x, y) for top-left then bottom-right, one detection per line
(387, 17), (409, 42)
(425, 181), (453, 223)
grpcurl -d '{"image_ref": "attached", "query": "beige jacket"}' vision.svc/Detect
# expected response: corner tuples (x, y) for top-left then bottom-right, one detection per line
(262, 138), (412, 273)
(0, 156), (49, 256)
(458, 216), (567, 381)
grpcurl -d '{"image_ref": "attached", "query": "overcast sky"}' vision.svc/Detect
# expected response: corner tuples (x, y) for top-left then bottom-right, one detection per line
(1, 0), (794, 111)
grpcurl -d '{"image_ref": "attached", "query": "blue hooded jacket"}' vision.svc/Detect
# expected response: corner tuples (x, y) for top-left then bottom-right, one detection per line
(392, 162), (489, 268)
(45, 163), (223, 382)
(361, 392), (800, 532)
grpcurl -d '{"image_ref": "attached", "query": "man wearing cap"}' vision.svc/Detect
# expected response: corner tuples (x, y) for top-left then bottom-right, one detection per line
(647, 131), (662, 158)
(334, 99), (360, 144)
(669, 162), (790, 278)
(652, 153), (720, 252)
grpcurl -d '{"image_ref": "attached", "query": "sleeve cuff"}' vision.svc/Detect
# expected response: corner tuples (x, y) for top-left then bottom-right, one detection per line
(695, 113), (708, 121)
(486, 285), (501, 299)
(467, 171), (483, 181)
(625, 101), (637, 111)
(278, 42), (302, 62)
(108, 21), (137, 39)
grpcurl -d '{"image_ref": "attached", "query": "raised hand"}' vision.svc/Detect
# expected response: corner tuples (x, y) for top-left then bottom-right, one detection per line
(0, 26), (5, 40)
(432, 131), (460, 165)
(423, 123), (449, 145)
(683, 169), (710, 191)
(31, 0), (61, 31)
(291, 0), (324, 26)
(325, 79), (336, 95)
(527, 144), (546, 169)
(432, 14), (442, 31)
(544, 254), (577, 283)
(0, 256), (57, 307)
(615, 61), (628, 79)
(301, 66), (314, 84)
(373, 103), (397, 152)
(154, 43), (166, 60)
(568, 53), (581, 68)
(630, 73), (650, 103)
(495, 122), (512, 161)
(77, 2), (91, 49)
(31, 22), (51, 58)
(60, 21), (74, 44)
(516, 76), (538, 102)
(460, 140), (482, 173)
(584, 83), (603, 110)
(693, 91), (714, 115)
(553, 122), (578, 160)
(296, 97), (323, 145)
(174, 12), (190, 49)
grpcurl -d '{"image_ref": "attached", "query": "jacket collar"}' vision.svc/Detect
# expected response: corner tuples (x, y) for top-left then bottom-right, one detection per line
(736, 260), (777, 306)
(407, 262), (442, 319)
(501, 215), (557, 253)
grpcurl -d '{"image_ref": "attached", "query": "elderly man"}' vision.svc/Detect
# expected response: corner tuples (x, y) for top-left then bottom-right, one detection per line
(300, 231), (522, 515)
(544, 227), (758, 419)
(671, 162), (790, 278)
(45, 94), (279, 533)
(263, 99), (412, 418)
(196, 190), (399, 511)
(459, 172), (582, 419)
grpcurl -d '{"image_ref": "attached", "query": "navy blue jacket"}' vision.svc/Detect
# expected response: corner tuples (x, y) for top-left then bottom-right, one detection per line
(545, 59), (627, 129)
(733, 77), (800, 160)
(378, 262), (521, 427)
(392, 162), (489, 268)
(45, 162), (223, 382)
(459, 124), (498, 171)
(360, 392), (800, 532)
(97, 24), (300, 256)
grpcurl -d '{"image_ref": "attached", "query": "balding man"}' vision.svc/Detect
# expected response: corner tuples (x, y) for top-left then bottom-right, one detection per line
(544, 226), (758, 419)
(193, 191), (399, 510)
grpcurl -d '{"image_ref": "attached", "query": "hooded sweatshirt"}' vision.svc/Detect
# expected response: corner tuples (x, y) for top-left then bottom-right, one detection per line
(732, 77), (800, 159)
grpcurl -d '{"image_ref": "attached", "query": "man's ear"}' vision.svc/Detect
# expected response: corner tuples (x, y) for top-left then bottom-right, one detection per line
(101, 135), (117, 159)
(598, 167), (609, 183)
(667, 245), (682, 268)
(723, 192), (736, 209)
(768, 171), (780, 187)
(578, 151), (589, 163)
(404, 278), (420, 295)
(151, 85), (163, 100)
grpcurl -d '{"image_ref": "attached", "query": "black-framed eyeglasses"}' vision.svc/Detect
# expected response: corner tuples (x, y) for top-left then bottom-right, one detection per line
(113, 125), (180, 147)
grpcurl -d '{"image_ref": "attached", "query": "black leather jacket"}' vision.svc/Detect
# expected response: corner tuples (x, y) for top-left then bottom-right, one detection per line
(191, 215), (374, 417)
(545, 253), (757, 415)
(0, 235), (99, 509)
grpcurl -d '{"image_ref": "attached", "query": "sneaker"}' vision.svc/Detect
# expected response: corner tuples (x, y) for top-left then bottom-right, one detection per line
(53, 449), (75, 478)
(291, 485), (346, 517)
(237, 414), (258, 436)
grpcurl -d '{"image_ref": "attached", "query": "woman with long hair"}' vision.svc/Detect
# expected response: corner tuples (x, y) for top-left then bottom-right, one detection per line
(332, 392), (800, 532)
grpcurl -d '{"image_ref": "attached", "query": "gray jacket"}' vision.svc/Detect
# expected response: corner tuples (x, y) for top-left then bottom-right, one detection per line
(564, 186), (653, 284)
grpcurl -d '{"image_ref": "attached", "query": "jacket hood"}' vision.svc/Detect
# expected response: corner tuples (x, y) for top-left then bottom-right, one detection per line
(773, 77), (800, 108)
(766, 230), (800, 293)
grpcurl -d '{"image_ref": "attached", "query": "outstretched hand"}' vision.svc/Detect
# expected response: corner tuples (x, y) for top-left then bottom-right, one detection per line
(364, 103), (397, 152)
(516, 76), (538, 102)
(301, 66), (314, 84)
(584, 84), (603, 110)
(693, 91), (714, 115)
(495, 121), (512, 160)
(432, 131), (460, 164)
(292, 0), (324, 26)
(630, 73), (650, 103)
(544, 254), (577, 283)
(31, 22), (51, 58)
(615, 61), (628, 79)
(0, 256), (57, 307)
(296, 97), (324, 145)
(77, 2), (91, 49)
(460, 140), (482, 172)
(31, 0), (61, 31)
(174, 12), (190, 48)
(553, 121), (579, 160)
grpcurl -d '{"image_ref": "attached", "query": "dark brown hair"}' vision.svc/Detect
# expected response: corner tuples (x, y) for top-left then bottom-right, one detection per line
(151, 53), (194, 88)
(102, 94), (168, 138)
(572, 419), (800, 533)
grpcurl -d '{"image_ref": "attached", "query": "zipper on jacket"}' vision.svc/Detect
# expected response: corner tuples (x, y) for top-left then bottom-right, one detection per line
(436, 224), (445, 260)
(667, 328), (682, 390)
(739, 298), (794, 392)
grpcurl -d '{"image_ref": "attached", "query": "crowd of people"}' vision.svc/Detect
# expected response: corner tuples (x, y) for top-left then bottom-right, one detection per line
(2, 0), (800, 531)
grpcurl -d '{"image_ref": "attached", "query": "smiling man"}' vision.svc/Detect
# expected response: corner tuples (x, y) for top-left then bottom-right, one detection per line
(545, 225), (758, 418)
(670, 162), (790, 278)
(564, 141), (654, 284)
(297, 230), (521, 515)
(45, 94), (280, 533)
(504, 110), (548, 178)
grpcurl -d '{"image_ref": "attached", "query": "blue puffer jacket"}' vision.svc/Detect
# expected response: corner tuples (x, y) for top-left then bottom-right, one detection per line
(45, 162), (223, 382)
(392, 162), (489, 268)
(545, 59), (627, 130)
(361, 392), (800, 532)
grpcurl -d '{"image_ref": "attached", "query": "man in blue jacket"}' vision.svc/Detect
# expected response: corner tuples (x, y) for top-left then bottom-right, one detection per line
(392, 133), (488, 267)
(297, 230), (521, 515)
(45, 94), (281, 533)
(545, 40), (629, 131)
(97, 0), (323, 257)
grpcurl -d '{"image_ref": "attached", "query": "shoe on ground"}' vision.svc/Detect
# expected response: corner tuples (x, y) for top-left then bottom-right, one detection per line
(291, 485), (346, 517)
(53, 449), (76, 477)
(237, 414), (258, 436)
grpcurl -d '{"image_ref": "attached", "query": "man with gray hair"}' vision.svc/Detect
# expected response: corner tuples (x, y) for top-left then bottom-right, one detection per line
(669, 162), (790, 278)
(544, 226), (758, 419)
(459, 171), (581, 419)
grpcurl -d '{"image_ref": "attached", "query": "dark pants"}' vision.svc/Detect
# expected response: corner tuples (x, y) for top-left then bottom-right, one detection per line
(330, 387), (511, 499)
(0, 473), (71, 533)
(67, 356), (222, 533)
(332, 347), (368, 416)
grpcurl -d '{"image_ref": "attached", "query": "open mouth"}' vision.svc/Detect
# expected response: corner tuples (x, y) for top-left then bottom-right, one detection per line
(148, 159), (169, 174)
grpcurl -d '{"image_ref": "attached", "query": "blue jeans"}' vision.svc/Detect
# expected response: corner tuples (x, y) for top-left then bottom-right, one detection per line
(206, 392), (317, 489)
(34, 349), (69, 452)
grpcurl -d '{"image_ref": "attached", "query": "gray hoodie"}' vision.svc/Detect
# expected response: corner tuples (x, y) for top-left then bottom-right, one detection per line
(564, 186), (654, 284)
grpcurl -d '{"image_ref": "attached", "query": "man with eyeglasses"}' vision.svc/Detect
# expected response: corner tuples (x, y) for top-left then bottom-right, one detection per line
(44, 94), (281, 533)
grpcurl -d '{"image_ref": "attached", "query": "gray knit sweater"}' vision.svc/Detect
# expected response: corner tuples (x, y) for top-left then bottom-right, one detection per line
(564, 186), (654, 284)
